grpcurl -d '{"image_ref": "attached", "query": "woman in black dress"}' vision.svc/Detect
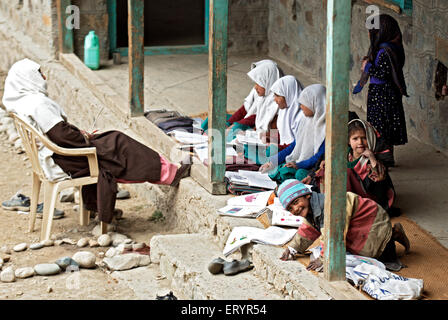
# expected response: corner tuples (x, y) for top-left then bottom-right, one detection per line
(356, 14), (408, 166)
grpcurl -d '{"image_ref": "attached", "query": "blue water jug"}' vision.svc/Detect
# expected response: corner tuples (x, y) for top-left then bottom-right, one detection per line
(84, 30), (100, 70)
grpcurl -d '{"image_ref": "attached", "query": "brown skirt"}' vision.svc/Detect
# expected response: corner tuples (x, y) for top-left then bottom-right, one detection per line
(47, 122), (161, 223)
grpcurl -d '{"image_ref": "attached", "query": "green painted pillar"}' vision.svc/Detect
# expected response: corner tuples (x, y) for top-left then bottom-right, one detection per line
(107, 0), (117, 54)
(208, 0), (228, 186)
(128, 0), (144, 117)
(57, 0), (74, 54)
(324, 0), (351, 282)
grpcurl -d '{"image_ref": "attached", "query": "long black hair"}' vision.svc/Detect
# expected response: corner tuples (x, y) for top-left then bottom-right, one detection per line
(367, 14), (405, 66)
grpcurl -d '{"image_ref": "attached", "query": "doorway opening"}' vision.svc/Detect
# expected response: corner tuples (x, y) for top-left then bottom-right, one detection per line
(110, 0), (209, 55)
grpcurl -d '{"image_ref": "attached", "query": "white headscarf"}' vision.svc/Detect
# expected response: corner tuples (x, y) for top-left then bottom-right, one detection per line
(2, 58), (69, 181)
(285, 84), (327, 163)
(2, 58), (67, 133)
(242, 60), (282, 132)
(270, 75), (304, 145)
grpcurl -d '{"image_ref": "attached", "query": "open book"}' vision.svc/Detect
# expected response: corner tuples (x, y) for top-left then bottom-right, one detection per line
(194, 144), (238, 164)
(169, 130), (208, 145)
(225, 170), (277, 189)
(226, 190), (273, 206)
(223, 226), (298, 256)
(218, 205), (266, 218)
(269, 205), (304, 228)
(217, 191), (273, 218)
(234, 130), (267, 146)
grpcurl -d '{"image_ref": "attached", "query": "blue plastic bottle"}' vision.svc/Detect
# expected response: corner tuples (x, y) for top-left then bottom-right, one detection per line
(84, 30), (100, 70)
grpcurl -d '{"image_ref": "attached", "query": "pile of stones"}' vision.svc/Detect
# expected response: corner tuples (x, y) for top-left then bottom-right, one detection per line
(0, 231), (150, 283)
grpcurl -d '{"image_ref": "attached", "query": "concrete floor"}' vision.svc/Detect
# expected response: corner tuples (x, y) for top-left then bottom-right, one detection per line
(95, 54), (448, 248)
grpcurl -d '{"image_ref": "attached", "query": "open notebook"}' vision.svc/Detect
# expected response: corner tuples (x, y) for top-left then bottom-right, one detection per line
(223, 226), (297, 256)
(225, 170), (277, 189)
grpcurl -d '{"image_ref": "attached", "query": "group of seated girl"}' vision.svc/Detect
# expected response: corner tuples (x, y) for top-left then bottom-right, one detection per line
(214, 58), (406, 271)
(217, 58), (398, 219)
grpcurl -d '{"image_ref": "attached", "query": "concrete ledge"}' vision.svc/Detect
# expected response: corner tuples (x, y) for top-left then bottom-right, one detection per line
(150, 233), (283, 300)
(60, 52), (227, 195)
(251, 245), (367, 300)
(127, 177), (264, 248)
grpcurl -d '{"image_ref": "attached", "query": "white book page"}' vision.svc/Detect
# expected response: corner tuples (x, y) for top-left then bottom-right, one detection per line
(222, 226), (297, 256)
(226, 191), (273, 207)
(250, 226), (297, 246)
(238, 170), (277, 189)
(217, 205), (265, 218)
(223, 226), (259, 256)
(170, 130), (208, 145)
(269, 205), (304, 228)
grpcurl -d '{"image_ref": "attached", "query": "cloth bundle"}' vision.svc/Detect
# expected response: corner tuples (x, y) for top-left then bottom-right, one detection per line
(346, 254), (424, 300)
(145, 109), (195, 133)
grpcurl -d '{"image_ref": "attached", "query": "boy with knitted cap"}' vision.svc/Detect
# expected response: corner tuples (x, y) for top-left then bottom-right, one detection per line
(277, 179), (410, 271)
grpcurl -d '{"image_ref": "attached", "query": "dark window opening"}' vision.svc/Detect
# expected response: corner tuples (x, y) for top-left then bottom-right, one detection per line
(116, 0), (206, 48)
(435, 61), (447, 101)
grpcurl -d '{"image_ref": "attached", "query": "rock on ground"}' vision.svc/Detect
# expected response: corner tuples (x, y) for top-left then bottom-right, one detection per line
(72, 251), (96, 269)
(34, 263), (61, 276)
(15, 267), (35, 279)
(0, 267), (15, 282)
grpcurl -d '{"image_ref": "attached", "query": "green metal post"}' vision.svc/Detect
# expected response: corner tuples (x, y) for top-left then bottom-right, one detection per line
(128, 0), (144, 117)
(57, 0), (74, 54)
(324, 0), (351, 281)
(107, 0), (117, 54)
(208, 0), (228, 186)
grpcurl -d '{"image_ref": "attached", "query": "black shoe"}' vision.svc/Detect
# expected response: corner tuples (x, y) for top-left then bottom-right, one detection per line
(223, 259), (254, 276)
(156, 291), (177, 300)
(208, 257), (226, 274)
(170, 162), (191, 187)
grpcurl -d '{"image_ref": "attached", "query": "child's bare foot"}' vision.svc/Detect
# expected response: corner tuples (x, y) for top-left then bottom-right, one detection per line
(393, 223), (410, 254)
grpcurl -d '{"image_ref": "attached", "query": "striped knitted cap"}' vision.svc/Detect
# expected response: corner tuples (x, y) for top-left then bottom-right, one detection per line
(277, 179), (312, 209)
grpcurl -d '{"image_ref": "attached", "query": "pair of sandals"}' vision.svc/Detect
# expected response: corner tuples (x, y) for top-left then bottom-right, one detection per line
(208, 257), (254, 276)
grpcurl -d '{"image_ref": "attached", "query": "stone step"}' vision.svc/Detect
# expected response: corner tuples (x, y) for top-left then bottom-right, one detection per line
(150, 233), (284, 300)
(130, 179), (266, 247)
(251, 245), (367, 300)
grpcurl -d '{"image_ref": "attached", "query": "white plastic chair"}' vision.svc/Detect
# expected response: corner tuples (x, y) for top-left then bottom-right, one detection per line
(10, 113), (108, 240)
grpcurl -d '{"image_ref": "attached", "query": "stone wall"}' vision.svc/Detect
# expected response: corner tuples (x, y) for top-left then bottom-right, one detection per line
(0, 0), (58, 59)
(228, 0), (269, 54)
(268, 0), (448, 154)
(268, 0), (327, 81)
(68, 0), (268, 60)
(70, 0), (109, 62)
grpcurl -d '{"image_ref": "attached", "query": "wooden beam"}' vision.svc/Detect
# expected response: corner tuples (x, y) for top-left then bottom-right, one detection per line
(207, 0), (228, 188)
(128, 0), (144, 117)
(56, 0), (74, 54)
(324, 0), (351, 282)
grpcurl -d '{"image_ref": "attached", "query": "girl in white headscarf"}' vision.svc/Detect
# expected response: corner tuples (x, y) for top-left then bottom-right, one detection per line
(3, 59), (191, 224)
(260, 84), (327, 184)
(201, 59), (283, 141)
(270, 75), (304, 146)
